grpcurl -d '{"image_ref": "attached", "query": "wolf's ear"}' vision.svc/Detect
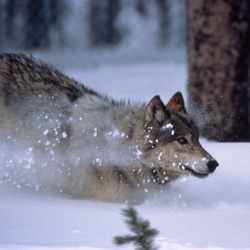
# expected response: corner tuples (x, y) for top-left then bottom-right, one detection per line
(145, 95), (170, 124)
(166, 92), (186, 113)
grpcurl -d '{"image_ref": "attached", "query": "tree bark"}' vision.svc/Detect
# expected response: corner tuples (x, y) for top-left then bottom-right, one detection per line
(187, 0), (250, 141)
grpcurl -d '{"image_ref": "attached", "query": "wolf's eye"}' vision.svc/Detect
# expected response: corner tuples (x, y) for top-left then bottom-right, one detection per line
(145, 140), (156, 150)
(177, 138), (188, 145)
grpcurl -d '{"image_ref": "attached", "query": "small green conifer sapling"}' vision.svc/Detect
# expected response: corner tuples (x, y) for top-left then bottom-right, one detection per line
(113, 207), (159, 250)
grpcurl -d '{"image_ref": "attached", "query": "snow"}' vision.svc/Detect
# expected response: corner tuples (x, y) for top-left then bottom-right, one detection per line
(0, 60), (250, 250)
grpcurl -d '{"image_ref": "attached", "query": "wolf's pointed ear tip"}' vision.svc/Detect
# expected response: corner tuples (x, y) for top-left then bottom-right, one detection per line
(168, 92), (184, 103)
(149, 95), (162, 107)
(173, 91), (184, 99)
(151, 95), (161, 101)
(167, 91), (186, 112)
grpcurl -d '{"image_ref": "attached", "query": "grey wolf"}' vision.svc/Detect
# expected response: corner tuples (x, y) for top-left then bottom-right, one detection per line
(0, 53), (218, 203)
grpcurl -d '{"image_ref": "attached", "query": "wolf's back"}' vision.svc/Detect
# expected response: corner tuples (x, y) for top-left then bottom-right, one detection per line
(0, 53), (102, 102)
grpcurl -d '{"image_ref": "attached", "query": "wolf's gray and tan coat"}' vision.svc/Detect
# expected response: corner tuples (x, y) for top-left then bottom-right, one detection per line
(0, 53), (218, 203)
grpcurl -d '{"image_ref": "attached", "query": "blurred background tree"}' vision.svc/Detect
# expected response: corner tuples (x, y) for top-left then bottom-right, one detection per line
(88, 0), (122, 46)
(0, 0), (185, 50)
(187, 0), (250, 142)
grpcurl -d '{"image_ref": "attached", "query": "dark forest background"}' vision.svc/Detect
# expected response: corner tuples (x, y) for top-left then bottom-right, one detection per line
(0, 0), (186, 51)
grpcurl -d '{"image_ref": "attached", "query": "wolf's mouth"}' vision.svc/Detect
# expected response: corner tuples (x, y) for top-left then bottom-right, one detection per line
(150, 165), (209, 185)
(150, 167), (169, 185)
(182, 166), (209, 178)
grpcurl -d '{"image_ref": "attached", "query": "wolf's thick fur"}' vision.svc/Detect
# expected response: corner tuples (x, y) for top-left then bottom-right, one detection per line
(0, 53), (218, 203)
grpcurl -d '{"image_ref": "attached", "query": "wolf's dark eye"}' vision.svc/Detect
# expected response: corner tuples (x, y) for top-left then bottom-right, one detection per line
(177, 138), (188, 145)
(145, 141), (156, 150)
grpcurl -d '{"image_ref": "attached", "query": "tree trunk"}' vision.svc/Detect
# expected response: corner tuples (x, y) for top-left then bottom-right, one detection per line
(187, 0), (250, 142)
(24, 0), (50, 49)
(88, 0), (122, 47)
(156, 0), (170, 46)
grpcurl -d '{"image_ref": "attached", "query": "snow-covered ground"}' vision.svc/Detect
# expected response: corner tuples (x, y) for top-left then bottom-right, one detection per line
(0, 60), (250, 250)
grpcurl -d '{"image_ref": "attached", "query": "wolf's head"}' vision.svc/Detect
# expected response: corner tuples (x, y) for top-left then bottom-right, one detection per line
(141, 92), (218, 184)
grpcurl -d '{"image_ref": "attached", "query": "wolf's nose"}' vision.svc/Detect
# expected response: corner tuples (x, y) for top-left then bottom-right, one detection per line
(207, 160), (219, 173)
